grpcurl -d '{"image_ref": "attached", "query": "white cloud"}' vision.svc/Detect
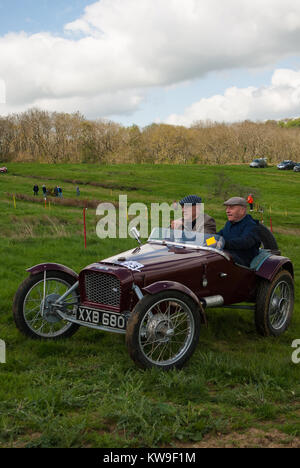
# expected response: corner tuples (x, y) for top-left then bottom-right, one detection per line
(165, 69), (300, 125)
(2, 1), (300, 119)
(24, 90), (143, 119)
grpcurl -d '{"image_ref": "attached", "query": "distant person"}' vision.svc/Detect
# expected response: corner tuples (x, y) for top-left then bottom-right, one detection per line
(217, 197), (260, 267)
(76, 186), (80, 197)
(58, 186), (63, 198)
(54, 186), (58, 197)
(247, 193), (254, 212)
(42, 184), (47, 197)
(33, 184), (39, 196)
(171, 195), (216, 234)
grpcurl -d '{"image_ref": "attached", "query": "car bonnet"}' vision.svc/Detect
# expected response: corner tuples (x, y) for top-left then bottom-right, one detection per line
(101, 242), (218, 270)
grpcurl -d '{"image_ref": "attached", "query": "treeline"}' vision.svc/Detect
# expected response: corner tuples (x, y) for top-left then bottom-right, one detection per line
(1, 108), (300, 164)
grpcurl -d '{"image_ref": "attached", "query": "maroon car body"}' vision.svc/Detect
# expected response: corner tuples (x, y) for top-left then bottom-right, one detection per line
(27, 241), (293, 312)
(14, 228), (294, 369)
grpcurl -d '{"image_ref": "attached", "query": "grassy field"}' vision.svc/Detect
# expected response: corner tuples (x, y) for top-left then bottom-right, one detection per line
(0, 162), (299, 448)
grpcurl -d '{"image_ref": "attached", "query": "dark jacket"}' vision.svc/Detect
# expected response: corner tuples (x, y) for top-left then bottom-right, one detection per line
(192, 213), (216, 234)
(217, 214), (260, 266)
(173, 214), (216, 234)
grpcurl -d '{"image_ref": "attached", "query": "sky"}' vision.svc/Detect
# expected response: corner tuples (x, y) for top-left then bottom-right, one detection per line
(1, 0), (300, 127)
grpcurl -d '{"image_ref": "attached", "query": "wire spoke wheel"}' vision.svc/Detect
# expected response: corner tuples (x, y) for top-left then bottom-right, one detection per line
(126, 291), (201, 370)
(13, 271), (80, 340)
(23, 278), (77, 338)
(139, 299), (194, 365)
(268, 280), (292, 330)
(255, 270), (294, 336)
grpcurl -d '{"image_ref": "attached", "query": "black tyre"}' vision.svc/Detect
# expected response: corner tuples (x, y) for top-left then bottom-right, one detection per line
(255, 270), (294, 336)
(257, 223), (280, 253)
(126, 291), (201, 370)
(13, 271), (80, 340)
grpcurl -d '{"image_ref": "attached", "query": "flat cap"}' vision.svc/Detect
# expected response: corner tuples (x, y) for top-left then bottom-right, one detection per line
(179, 195), (202, 206)
(223, 197), (247, 207)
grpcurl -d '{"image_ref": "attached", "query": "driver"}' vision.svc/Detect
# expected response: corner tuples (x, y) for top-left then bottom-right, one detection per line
(217, 197), (260, 266)
(171, 195), (216, 234)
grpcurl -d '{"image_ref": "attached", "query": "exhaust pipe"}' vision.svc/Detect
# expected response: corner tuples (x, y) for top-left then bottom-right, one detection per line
(202, 295), (224, 308)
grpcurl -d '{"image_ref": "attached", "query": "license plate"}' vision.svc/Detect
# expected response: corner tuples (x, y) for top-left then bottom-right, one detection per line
(77, 306), (126, 331)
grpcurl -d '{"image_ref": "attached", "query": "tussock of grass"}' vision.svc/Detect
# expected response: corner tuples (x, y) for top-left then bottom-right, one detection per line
(10, 172), (142, 192)
(5, 192), (117, 209)
(1, 215), (71, 239)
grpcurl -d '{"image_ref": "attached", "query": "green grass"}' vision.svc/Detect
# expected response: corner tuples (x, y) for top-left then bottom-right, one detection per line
(0, 162), (299, 448)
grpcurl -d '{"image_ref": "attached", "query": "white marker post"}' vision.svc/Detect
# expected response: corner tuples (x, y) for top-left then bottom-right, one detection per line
(0, 340), (6, 363)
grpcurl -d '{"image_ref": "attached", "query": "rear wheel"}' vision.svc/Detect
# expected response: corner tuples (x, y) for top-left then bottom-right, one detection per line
(13, 271), (80, 340)
(126, 291), (201, 370)
(255, 270), (294, 336)
(257, 223), (280, 254)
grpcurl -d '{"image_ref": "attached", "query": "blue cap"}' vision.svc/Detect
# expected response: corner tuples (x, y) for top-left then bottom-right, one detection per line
(179, 195), (202, 206)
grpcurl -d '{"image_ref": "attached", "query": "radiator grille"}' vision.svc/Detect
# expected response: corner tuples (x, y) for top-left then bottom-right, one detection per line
(84, 272), (121, 307)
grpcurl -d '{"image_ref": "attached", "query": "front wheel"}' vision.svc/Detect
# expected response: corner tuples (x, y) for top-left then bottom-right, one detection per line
(126, 291), (201, 370)
(255, 270), (294, 336)
(13, 271), (80, 340)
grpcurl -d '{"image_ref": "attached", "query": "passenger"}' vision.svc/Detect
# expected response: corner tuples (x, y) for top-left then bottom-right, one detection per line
(171, 194), (216, 234)
(217, 197), (260, 267)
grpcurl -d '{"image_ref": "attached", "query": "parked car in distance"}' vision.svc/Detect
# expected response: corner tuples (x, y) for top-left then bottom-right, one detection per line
(293, 163), (300, 172)
(277, 160), (296, 170)
(0, 166), (7, 173)
(250, 158), (268, 168)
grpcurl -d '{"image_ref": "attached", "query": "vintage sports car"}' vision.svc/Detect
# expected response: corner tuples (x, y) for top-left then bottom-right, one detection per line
(13, 226), (294, 370)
